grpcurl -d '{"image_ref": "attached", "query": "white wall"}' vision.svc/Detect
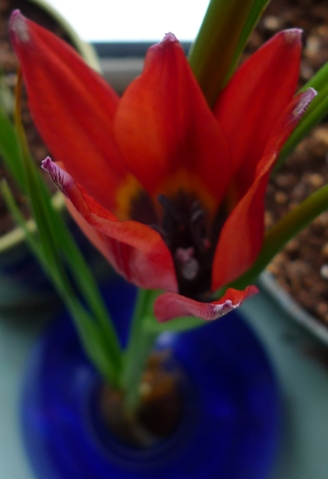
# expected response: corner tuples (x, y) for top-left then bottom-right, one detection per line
(46, 0), (209, 42)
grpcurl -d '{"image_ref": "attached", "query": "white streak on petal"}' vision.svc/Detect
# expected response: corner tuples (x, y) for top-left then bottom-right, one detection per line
(283, 28), (302, 44)
(41, 156), (73, 197)
(10, 10), (30, 43)
(154, 286), (257, 322)
(212, 299), (239, 319)
(293, 88), (317, 119)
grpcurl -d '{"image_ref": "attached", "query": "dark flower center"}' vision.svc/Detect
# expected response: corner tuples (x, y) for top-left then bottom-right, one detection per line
(130, 191), (225, 299)
(155, 193), (213, 298)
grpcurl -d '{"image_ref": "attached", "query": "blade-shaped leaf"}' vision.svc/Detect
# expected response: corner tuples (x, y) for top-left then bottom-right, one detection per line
(0, 105), (25, 189)
(277, 61), (328, 169)
(188, 0), (271, 106)
(2, 72), (124, 387)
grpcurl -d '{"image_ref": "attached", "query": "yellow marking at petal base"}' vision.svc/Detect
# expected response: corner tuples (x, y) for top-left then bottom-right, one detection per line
(115, 174), (144, 220)
(155, 169), (217, 219)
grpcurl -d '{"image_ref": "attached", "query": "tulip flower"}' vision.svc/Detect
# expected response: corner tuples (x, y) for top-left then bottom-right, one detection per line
(10, 12), (315, 323)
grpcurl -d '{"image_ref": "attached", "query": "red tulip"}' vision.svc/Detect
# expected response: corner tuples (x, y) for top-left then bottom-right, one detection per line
(10, 11), (315, 322)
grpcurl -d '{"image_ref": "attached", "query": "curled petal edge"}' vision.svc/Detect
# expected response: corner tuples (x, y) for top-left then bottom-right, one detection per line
(154, 285), (258, 323)
(41, 158), (178, 292)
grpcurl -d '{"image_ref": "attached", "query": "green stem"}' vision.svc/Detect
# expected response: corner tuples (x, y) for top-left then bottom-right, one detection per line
(223, 0), (271, 85)
(229, 183), (328, 290)
(121, 289), (159, 413)
(188, 0), (270, 107)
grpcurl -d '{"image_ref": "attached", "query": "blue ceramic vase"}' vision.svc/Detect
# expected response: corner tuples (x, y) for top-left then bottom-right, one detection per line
(21, 276), (280, 479)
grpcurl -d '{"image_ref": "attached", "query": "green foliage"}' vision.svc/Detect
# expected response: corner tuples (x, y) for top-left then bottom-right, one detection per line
(277, 61), (328, 169)
(1, 73), (123, 388)
(188, 0), (271, 107)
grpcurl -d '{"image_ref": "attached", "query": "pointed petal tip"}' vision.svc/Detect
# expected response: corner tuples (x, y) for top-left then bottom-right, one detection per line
(149, 33), (178, 54)
(154, 285), (258, 323)
(163, 32), (178, 43)
(41, 157), (72, 196)
(9, 10), (30, 43)
(293, 87), (317, 119)
(282, 28), (303, 44)
(155, 32), (178, 49)
(40, 156), (53, 171)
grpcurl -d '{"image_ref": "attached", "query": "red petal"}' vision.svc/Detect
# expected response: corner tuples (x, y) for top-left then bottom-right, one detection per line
(214, 29), (302, 199)
(65, 198), (121, 269)
(212, 89), (316, 290)
(42, 159), (177, 292)
(10, 11), (128, 212)
(154, 286), (257, 322)
(114, 33), (230, 208)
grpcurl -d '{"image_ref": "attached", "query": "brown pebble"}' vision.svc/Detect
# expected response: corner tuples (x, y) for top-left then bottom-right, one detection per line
(272, 252), (288, 266)
(291, 183), (306, 201)
(307, 173), (325, 188)
(321, 243), (328, 257)
(274, 191), (288, 204)
(288, 202), (300, 213)
(303, 276), (316, 288)
(247, 31), (263, 49)
(285, 239), (300, 254)
(297, 290), (317, 310)
(264, 211), (274, 229)
(275, 174), (297, 189)
(262, 15), (283, 31)
(313, 127), (328, 147)
(300, 61), (314, 80)
(266, 263), (279, 276)
(320, 265), (328, 280)
(305, 36), (321, 59)
(315, 302), (328, 317)
(317, 24), (328, 37)
(311, 282), (328, 296)
(313, 212), (328, 228)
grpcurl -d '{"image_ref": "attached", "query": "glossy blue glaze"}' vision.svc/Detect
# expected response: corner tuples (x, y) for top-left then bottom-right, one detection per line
(21, 275), (280, 479)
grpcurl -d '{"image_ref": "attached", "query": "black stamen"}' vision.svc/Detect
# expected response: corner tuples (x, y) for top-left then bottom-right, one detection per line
(129, 189), (223, 300)
(157, 194), (184, 224)
(156, 192), (215, 298)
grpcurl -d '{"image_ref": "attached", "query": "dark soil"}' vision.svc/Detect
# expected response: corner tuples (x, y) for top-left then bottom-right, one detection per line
(253, 0), (328, 326)
(0, 0), (73, 235)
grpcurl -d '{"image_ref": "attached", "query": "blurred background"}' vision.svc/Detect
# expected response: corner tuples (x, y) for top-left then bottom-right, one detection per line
(46, 0), (209, 42)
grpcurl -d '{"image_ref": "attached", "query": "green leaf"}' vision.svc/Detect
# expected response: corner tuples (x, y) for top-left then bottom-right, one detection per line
(2, 177), (122, 386)
(224, 0), (271, 84)
(188, 0), (271, 107)
(0, 105), (25, 190)
(25, 159), (123, 384)
(121, 289), (159, 410)
(62, 296), (121, 384)
(5, 73), (124, 387)
(277, 61), (328, 169)
(0, 75), (15, 115)
(1, 180), (43, 261)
